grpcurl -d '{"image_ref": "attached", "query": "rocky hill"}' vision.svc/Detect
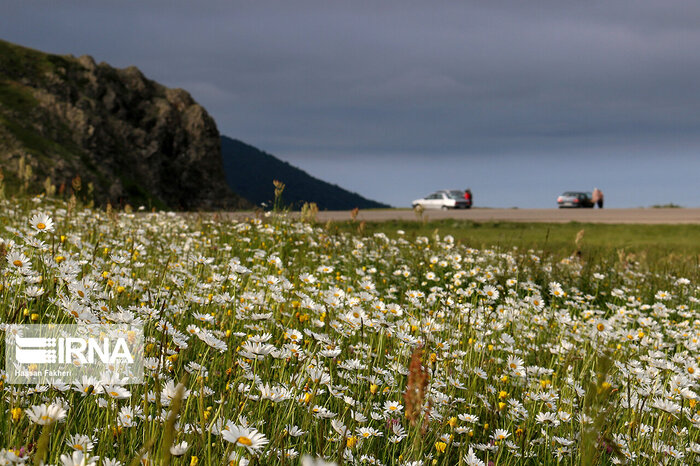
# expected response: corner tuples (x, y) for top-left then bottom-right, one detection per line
(221, 136), (389, 210)
(0, 39), (247, 209)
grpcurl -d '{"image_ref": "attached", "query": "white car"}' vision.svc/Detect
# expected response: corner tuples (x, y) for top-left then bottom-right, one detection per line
(412, 190), (470, 209)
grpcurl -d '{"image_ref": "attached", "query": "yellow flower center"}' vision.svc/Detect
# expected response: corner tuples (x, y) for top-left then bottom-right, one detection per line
(110, 391), (120, 397)
(689, 367), (695, 374)
(13, 260), (23, 267)
(597, 323), (605, 331)
(237, 436), (253, 446)
(37, 223), (46, 230)
(74, 444), (84, 451)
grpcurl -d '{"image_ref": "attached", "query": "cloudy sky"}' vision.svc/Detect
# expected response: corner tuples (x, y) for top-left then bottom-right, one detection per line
(3, 1), (700, 207)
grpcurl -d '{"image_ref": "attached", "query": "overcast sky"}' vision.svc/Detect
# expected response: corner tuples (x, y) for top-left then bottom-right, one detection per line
(3, 1), (700, 207)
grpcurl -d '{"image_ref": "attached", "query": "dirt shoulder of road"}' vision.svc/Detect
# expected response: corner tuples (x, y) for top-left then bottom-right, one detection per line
(214, 208), (700, 224)
(227, 208), (700, 224)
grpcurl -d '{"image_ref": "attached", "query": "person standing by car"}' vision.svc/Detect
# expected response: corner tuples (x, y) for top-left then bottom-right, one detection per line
(592, 188), (604, 208)
(464, 189), (473, 208)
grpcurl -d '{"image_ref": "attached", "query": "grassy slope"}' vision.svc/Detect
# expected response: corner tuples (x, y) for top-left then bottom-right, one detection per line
(0, 40), (98, 190)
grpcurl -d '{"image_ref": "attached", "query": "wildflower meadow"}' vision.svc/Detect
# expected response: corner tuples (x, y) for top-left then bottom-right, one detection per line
(0, 196), (699, 465)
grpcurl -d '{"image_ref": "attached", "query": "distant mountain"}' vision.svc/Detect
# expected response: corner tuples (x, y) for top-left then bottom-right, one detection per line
(0, 39), (247, 209)
(221, 136), (389, 210)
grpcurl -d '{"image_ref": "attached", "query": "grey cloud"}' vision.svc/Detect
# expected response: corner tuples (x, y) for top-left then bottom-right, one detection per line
(2, 1), (700, 206)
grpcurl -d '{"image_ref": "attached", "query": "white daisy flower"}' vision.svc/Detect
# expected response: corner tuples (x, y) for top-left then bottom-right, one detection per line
(222, 423), (269, 454)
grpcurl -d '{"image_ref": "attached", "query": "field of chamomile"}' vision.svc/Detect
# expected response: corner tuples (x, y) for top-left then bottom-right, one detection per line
(1, 196), (699, 465)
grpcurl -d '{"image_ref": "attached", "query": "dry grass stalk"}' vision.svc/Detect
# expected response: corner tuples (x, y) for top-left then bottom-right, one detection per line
(404, 345), (430, 428)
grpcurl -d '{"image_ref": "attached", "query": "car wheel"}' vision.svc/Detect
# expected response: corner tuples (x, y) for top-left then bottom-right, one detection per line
(441, 205), (450, 210)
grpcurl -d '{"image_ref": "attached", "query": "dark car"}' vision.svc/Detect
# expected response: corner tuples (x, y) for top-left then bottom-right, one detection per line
(557, 192), (594, 208)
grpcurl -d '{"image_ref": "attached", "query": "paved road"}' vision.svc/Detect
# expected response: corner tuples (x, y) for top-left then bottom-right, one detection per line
(301, 208), (700, 224)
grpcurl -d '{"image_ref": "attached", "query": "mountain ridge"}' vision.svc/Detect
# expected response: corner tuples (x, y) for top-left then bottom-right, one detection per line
(220, 136), (389, 210)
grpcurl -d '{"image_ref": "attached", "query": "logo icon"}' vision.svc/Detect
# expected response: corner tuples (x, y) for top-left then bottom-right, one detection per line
(5, 324), (144, 385)
(14, 337), (57, 364)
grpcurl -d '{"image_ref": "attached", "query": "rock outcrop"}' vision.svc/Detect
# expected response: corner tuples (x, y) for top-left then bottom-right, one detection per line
(0, 39), (248, 209)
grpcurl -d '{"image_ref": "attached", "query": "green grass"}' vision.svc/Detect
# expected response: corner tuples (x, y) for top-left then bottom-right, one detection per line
(331, 219), (700, 273)
(0, 80), (39, 114)
(334, 219), (700, 252)
(0, 39), (77, 84)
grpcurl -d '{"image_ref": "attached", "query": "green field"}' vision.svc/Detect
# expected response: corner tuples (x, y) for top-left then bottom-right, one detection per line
(331, 219), (700, 278)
